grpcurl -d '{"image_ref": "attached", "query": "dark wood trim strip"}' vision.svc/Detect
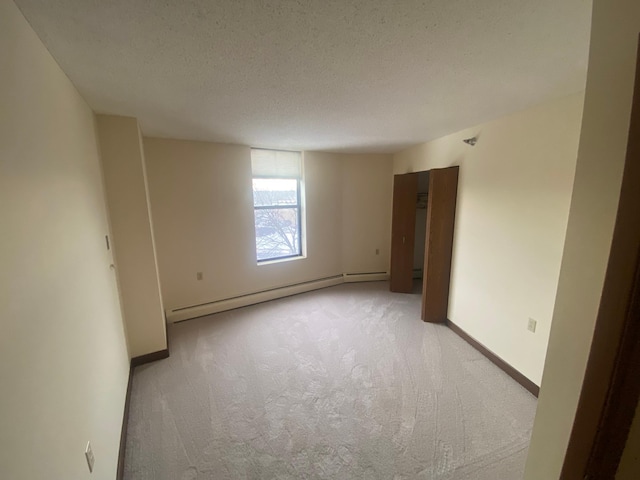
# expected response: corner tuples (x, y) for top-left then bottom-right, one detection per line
(446, 319), (540, 397)
(117, 347), (170, 479)
(116, 366), (134, 480)
(130, 348), (169, 367)
(561, 35), (640, 479)
(587, 260), (640, 477)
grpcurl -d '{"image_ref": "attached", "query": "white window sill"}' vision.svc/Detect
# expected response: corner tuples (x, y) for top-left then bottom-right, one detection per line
(257, 255), (306, 266)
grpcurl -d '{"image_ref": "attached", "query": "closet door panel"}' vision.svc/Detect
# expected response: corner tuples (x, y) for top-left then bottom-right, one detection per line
(422, 166), (459, 322)
(390, 173), (419, 293)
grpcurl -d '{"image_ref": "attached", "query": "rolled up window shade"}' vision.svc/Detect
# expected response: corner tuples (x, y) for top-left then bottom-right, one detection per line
(251, 149), (302, 178)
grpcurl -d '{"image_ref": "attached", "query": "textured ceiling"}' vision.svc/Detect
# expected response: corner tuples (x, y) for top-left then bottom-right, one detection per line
(15, 0), (592, 153)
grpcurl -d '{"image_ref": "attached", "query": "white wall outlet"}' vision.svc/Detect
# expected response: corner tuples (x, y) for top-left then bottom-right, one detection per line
(527, 318), (537, 333)
(196, 272), (203, 280)
(85, 441), (95, 473)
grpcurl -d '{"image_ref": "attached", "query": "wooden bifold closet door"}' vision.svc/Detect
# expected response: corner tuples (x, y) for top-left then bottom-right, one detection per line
(389, 167), (459, 323)
(390, 173), (418, 293)
(422, 166), (459, 323)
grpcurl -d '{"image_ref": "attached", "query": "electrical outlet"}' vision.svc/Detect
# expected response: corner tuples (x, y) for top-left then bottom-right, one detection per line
(375, 248), (380, 255)
(85, 441), (95, 473)
(527, 318), (537, 333)
(196, 272), (203, 281)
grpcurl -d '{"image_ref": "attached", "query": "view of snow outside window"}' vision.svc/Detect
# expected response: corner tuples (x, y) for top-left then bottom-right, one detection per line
(253, 178), (301, 261)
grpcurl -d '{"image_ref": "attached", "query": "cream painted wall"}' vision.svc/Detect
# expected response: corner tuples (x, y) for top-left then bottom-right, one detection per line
(144, 139), (333, 310)
(394, 93), (584, 385)
(341, 154), (393, 274)
(96, 115), (167, 358)
(0, 2), (129, 479)
(524, 1), (640, 478)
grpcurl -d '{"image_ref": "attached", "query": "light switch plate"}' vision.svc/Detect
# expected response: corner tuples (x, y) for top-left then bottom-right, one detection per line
(527, 318), (537, 333)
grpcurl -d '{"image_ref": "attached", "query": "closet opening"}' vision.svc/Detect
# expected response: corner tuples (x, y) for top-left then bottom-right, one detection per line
(390, 167), (459, 323)
(412, 172), (430, 293)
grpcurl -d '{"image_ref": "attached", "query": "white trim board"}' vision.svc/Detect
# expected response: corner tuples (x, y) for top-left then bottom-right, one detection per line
(165, 272), (389, 323)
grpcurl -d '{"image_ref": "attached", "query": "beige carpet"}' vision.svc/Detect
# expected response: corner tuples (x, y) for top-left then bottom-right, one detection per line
(124, 281), (536, 479)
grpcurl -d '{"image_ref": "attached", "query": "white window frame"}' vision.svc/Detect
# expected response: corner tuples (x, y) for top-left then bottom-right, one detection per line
(251, 149), (305, 264)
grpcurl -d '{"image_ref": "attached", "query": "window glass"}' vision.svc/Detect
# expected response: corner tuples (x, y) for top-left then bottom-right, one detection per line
(251, 150), (303, 262)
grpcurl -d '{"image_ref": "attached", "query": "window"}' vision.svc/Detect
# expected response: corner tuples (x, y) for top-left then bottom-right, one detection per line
(251, 149), (304, 262)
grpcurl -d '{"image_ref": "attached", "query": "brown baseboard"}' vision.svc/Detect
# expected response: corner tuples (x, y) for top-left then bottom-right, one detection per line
(116, 366), (134, 480)
(117, 348), (170, 479)
(130, 348), (169, 367)
(445, 319), (540, 397)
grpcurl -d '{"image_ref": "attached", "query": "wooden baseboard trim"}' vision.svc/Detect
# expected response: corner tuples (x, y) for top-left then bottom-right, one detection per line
(130, 348), (170, 367)
(116, 366), (134, 480)
(117, 348), (170, 479)
(445, 319), (540, 397)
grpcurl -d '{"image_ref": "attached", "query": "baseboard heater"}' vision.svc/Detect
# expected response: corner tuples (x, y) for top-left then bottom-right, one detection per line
(167, 275), (343, 322)
(342, 272), (389, 283)
(166, 272), (389, 323)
